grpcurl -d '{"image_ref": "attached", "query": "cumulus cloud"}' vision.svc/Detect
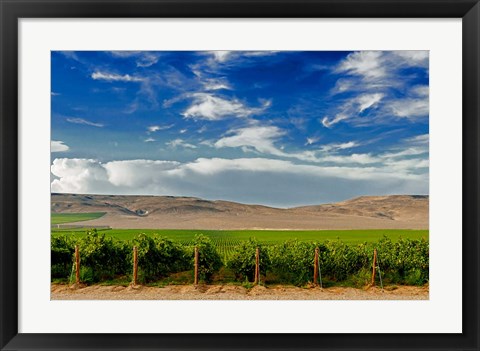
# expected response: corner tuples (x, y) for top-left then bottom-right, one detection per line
(182, 93), (271, 120)
(51, 140), (69, 152)
(66, 117), (104, 128)
(91, 71), (144, 82)
(50, 157), (428, 207)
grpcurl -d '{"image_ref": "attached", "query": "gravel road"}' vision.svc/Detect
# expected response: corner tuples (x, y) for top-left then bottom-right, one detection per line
(51, 283), (428, 300)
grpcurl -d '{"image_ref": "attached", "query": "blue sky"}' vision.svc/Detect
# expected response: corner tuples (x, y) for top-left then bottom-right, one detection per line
(51, 50), (429, 207)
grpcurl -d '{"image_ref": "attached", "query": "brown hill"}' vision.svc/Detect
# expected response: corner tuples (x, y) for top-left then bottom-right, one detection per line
(51, 193), (428, 230)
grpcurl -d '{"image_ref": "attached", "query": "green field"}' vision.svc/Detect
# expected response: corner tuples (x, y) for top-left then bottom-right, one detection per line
(51, 228), (428, 257)
(51, 212), (106, 225)
(51, 212), (428, 259)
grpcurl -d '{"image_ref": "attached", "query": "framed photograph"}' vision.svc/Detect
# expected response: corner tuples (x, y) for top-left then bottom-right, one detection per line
(1, 0), (478, 350)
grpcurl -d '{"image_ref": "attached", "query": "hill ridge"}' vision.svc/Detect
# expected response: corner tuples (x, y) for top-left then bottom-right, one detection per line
(51, 193), (429, 230)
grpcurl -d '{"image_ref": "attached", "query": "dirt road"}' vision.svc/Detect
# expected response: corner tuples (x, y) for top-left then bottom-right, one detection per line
(51, 283), (428, 300)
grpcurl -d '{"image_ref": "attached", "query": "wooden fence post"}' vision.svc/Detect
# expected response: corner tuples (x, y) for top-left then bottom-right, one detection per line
(194, 246), (199, 286)
(132, 246), (138, 286)
(254, 247), (260, 285)
(371, 248), (377, 286)
(313, 247), (319, 286)
(75, 245), (80, 285)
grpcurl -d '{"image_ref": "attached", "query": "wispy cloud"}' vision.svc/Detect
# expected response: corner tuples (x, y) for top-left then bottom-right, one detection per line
(91, 71), (144, 82)
(182, 93), (271, 121)
(109, 51), (160, 68)
(305, 136), (320, 145)
(51, 92), (61, 96)
(203, 78), (232, 91)
(148, 124), (174, 133)
(215, 126), (285, 155)
(320, 141), (359, 152)
(323, 51), (429, 127)
(322, 93), (384, 128)
(166, 138), (197, 149)
(66, 117), (104, 128)
(51, 140), (69, 152)
(144, 138), (156, 143)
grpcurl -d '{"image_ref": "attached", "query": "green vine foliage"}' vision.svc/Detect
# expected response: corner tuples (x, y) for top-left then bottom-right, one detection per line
(51, 232), (429, 286)
(227, 238), (271, 282)
(190, 234), (223, 282)
(51, 235), (76, 278)
(130, 233), (191, 283)
(79, 229), (130, 282)
(268, 240), (317, 285)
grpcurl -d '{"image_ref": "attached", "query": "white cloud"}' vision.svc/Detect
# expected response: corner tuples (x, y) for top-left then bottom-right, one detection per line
(166, 138), (197, 149)
(66, 117), (104, 128)
(320, 141), (359, 152)
(148, 124), (174, 132)
(321, 114), (347, 128)
(203, 78), (231, 91)
(104, 160), (180, 187)
(321, 93), (384, 128)
(50, 157), (428, 207)
(51, 140), (69, 152)
(326, 51), (429, 127)
(215, 126), (285, 155)
(337, 51), (386, 79)
(321, 153), (381, 165)
(404, 134), (429, 145)
(144, 138), (156, 143)
(110, 51), (160, 68)
(390, 98), (429, 118)
(305, 137), (320, 145)
(91, 71), (144, 82)
(357, 93), (384, 112)
(210, 51), (232, 62)
(393, 51), (429, 67)
(381, 147), (428, 159)
(412, 85), (429, 97)
(182, 93), (271, 121)
(337, 51), (429, 81)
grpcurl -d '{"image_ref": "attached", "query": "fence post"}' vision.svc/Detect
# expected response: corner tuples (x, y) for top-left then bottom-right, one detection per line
(371, 248), (377, 286)
(254, 247), (260, 285)
(313, 247), (319, 286)
(75, 245), (80, 285)
(132, 246), (138, 286)
(194, 246), (199, 286)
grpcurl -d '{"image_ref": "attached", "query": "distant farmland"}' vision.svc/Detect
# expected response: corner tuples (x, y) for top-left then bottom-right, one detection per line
(51, 212), (106, 225)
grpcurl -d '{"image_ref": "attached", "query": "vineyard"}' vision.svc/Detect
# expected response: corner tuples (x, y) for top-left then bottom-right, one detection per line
(52, 229), (429, 287)
(51, 228), (428, 260)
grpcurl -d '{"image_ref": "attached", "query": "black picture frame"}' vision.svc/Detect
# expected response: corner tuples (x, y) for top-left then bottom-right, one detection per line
(1, 0), (479, 350)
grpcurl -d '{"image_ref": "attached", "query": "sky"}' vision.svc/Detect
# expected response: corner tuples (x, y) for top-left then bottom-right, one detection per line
(51, 50), (429, 208)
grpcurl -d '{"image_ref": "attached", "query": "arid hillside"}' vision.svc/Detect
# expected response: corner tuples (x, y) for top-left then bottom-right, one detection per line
(51, 193), (428, 230)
